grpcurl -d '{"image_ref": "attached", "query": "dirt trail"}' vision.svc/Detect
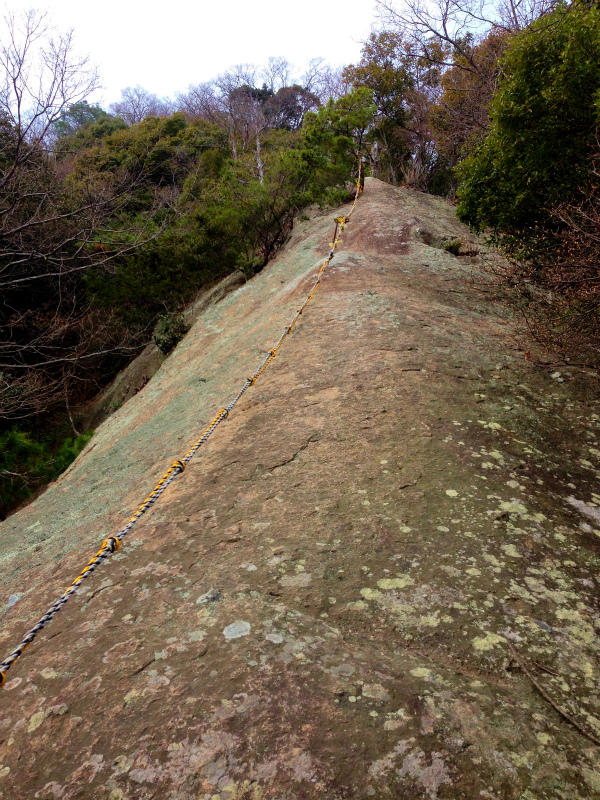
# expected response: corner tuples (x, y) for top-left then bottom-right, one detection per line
(2, 178), (600, 798)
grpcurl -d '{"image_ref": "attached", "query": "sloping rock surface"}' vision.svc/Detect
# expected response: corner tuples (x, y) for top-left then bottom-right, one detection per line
(80, 270), (247, 430)
(2, 179), (600, 798)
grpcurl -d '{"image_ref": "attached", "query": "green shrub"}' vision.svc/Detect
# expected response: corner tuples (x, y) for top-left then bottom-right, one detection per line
(153, 313), (189, 354)
(48, 432), (94, 479)
(457, 2), (600, 252)
(443, 239), (462, 255)
(302, 87), (376, 195)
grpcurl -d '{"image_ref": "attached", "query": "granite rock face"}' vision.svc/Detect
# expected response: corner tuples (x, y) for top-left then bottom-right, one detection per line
(2, 179), (600, 798)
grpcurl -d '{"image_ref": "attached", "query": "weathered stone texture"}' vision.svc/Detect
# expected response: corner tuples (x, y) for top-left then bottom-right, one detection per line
(1, 179), (600, 798)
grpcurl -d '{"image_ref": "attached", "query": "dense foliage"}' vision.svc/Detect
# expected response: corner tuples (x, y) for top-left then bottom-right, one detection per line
(457, 2), (600, 248)
(431, 32), (508, 172)
(5, 0), (600, 515)
(0, 24), (373, 516)
(0, 429), (93, 519)
(343, 31), (450, 192)
(451, 2), (600, 359)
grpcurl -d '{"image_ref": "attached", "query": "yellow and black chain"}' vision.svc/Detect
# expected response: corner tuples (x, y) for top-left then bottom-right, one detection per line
(0, 162), (364, 687)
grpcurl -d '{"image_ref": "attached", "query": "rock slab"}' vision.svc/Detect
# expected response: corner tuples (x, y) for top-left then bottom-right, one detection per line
(2, 179), (600, 798)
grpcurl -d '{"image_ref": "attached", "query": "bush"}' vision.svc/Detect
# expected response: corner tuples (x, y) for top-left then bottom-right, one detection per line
(153, 313), (189, 354)
(484, 140), (600, 365)
(49, 432), (94, 478)
(443, 239), (462, 256)
(455, 4), (600, 361)
(457, 2), (600, 252)
(87, 95), (369, 365)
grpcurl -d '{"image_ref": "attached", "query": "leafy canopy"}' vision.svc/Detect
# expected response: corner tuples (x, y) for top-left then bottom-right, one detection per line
(52, 101), (109, 140)
(302, 86), (375, 191)
(456, 2), (600, 249)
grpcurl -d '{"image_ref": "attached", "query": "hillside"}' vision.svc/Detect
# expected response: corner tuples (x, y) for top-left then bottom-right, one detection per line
(1, 178), (600, 798)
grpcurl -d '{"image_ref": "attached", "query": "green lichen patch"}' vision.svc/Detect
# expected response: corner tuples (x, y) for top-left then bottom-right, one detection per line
(2, 180), (600, 799)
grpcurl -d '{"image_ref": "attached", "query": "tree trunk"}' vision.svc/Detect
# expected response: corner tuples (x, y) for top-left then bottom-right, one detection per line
(256, 134), (264, 183)
(230, 122), (238, 160)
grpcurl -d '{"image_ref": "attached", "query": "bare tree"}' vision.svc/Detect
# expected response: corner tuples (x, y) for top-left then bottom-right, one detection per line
(177, 58), (341, 140)
(429, 29), (508, 170)
(109, 85), (173, 125)
(178, 66), (263, 161)
(264, 85), (320, 131)
(214, 64), (259, 96)
(301, 58), (326, 94)
(176, 81), (222, 123)
(370, 0), (558, 190)
(0, 9), (100, 149)
(375, 0), (559, 76)
(0, 10), (172, 290)
(302, 59), (351, 103)
(262, 56), (294, 92)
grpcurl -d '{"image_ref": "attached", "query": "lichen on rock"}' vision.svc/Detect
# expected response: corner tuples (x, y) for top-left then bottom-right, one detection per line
(1, 179), (600, 798)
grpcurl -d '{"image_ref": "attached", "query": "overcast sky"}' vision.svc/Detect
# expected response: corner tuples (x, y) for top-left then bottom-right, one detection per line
(33, 0), (380, 107)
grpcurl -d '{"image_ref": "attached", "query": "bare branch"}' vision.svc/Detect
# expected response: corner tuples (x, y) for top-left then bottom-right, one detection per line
(109, 85), (174, 125)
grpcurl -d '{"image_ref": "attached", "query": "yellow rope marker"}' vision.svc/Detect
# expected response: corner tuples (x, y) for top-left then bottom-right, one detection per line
(0, 159), (365, 687)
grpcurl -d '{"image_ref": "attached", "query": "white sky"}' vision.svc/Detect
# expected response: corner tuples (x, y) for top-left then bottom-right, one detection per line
(32, 0), (380, 107)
